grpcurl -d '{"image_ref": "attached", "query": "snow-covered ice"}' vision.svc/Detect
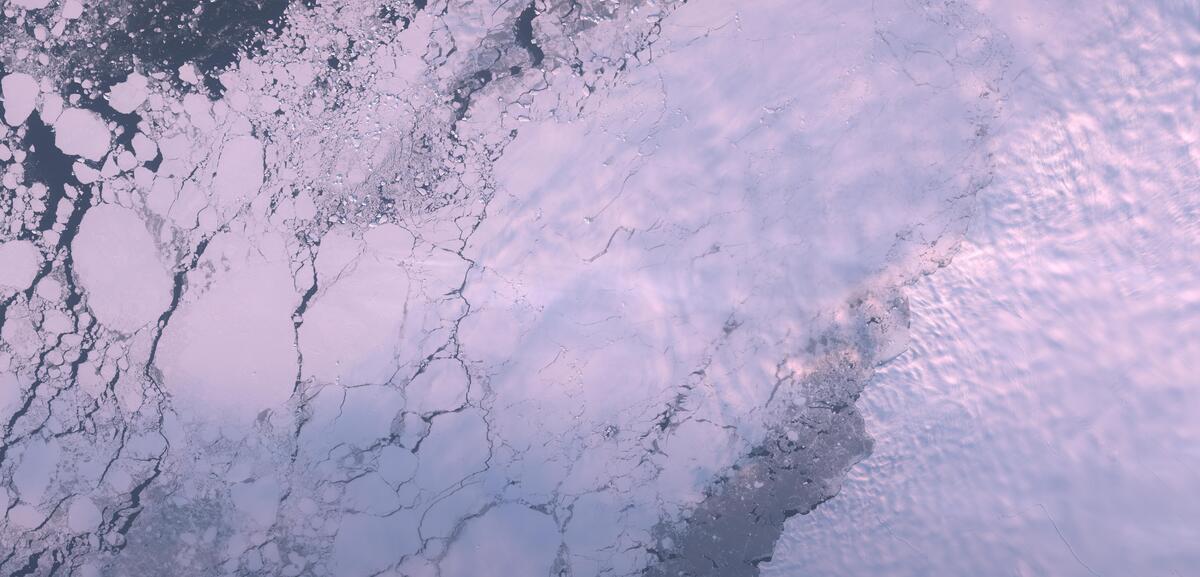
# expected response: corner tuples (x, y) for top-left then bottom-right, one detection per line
(0, 1), (1195, 576)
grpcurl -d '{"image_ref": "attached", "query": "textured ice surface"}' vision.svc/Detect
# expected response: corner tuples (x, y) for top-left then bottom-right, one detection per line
(765, 3), (1200, 576)
(0, 1), (1195, 576)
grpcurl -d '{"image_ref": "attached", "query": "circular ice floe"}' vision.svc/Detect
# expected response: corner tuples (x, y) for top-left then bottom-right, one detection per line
(53, 108), (110, 160)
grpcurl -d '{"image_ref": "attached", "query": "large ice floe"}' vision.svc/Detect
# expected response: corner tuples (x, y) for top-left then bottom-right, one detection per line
(0, 1), (1195, 576)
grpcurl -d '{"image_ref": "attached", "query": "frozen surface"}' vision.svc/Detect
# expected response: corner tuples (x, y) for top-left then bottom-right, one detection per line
(0, 240), (39, 289)
(71, 204), (171, 333)
(1, 72), (38, 127)
(9, 0), (53, 11)
(0, 1), (1195, 576)
(105, 73), (149, 115)
(766, 3), (1200, 576)
(52, 108), (110, 161)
